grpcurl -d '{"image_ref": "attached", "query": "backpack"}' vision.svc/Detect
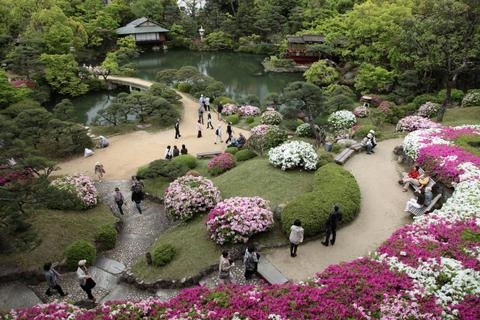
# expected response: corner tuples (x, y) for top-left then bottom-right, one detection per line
(245, 252), (258, 271)
(131, 182), (143, 193)
(215, 128), (220, 135)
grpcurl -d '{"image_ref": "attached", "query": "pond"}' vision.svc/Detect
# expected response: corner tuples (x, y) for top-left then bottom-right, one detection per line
(72, 49), (303, 124)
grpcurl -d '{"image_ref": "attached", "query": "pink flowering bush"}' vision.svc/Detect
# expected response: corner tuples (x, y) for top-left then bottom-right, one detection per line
(237, 105), (260, 117)
(250, 124), (269, 136)
(207, 152), (236, 176)
(49, 174), (98, 209)
(206, 196), (274, 244)
(164, 175), (221, 220)
(221, 103), (237, 115)
(396, 115), (441, 132)
(353, 105), (369, 118)
(417, 101), (440, 118)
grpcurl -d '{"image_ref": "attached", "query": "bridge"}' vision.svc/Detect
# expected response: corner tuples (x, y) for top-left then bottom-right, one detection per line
(104, 75), (154, 92)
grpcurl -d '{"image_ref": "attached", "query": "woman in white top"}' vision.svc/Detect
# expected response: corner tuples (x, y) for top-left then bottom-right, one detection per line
(218, 250), (235, 284)
(76, 259), (95, 301)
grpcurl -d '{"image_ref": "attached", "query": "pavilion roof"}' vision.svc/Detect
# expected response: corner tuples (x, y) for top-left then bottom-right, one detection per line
(116, 17), (169, 35)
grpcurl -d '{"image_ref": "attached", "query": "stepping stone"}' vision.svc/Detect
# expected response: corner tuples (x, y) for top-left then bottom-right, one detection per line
(0, 282), (42, 312)
(88, 266), (120, 290)
(156, 289), (180, 301)
(257, 258), (288, 285)
(95, 257), (126, 274)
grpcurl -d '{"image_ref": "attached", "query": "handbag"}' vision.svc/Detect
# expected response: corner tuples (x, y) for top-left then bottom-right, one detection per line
(85, 277), (96, 289)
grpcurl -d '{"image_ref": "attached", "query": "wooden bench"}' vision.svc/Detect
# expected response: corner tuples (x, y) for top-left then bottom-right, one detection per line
(409, 194), (442, 217)
(257, 257), (288, 285)
(196, 151), (222, 159)
(334, 148), (355, 165)
(349, 142), (365, 152)
(412, 168), (436, 193)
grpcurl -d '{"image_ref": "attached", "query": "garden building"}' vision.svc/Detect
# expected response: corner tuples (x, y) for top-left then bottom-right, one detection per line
(286, 34), (325, 64)
(116, 17), (169, 45)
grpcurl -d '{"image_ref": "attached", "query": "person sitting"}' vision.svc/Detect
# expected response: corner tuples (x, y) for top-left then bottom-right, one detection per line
(417, 174), (430, 190)
(404, 190), (426, 213)
(180, 144), (188, 155)
(424, 186), (433, 207)
(98, 135), (109, 148)
(368, 130), (377, 150)
(399, 165), (421, 191)
(362, 134), (374, 154)
(228, 133), (246, 148)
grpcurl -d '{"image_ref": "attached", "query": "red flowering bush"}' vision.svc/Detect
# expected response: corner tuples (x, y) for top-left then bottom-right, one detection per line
(207, 152), (236, 176)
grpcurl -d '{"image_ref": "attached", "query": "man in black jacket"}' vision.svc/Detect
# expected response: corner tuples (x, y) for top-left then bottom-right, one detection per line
(322, 205), (342, 246)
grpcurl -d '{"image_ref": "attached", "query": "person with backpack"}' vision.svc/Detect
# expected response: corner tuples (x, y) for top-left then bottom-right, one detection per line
(225, 122), (233, 144)
(43, 262), (67, 297)
(243, 245), (260, 280)
(131, 176), (144, 214)
(206, 111), (214, 129)
(214, 125), (223, 144)
(322, 205), (342, 246)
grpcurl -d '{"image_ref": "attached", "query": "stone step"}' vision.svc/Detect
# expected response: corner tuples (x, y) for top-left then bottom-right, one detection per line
(95, 257), (126, 275)
(257, 258), (288, 285)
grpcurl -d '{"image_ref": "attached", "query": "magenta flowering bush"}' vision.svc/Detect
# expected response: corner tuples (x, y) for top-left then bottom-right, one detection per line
(206, 196), (274, 244)
(221, 103), (237, 115)
(207, 152), (236, 176)
(237, 105), (260, 117)
(353, 105), (369, 118)
(396, 115), (441, 132)
(50, 174), (98, 209)
(164, 175), (221, 220)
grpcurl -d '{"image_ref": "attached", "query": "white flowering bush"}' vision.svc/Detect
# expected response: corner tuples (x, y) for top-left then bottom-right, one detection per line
(268, 140), (318, 170)
(221, 103), (237, 115)
(49, 175), (98, 210)
(461, 91), (480, 107)
(237, 105), (261, 117)
(164, 175), (221, 220)
(417, 101), (440, 118)
(206, 196), (274, 244)
(353, 105), (369, 118)
(396, 115), (441, 132)
(327, 110), (356, 131)
(261, 110), (283, 125)
(295, 123), (314, 137)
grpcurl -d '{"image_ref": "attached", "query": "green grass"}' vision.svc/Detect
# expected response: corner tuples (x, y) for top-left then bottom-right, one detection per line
(442, 106), (480, 126)
(1, 204), (118, 269)
(131, 214), (221, 281)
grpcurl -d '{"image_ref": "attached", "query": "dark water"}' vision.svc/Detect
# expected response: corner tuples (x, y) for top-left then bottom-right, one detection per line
(72, 50), (302, 124)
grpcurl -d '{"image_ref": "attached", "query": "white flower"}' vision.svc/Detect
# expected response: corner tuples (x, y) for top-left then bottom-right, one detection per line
(268, 140), (318, 171)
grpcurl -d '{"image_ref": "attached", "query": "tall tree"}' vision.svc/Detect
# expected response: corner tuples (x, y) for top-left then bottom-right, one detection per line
(40, 53), (89, 96)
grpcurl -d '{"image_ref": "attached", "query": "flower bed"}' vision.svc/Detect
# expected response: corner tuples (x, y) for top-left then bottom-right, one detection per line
(353, 105), (369, 118)
(50, 174), (98, 209)
(207, 152), (236, 176)
(206, 196), (274, 244)
(327, 110), (356, 131)
(164, 175), (221, 220)
(221, 103), (237, 115)
(237, 105), (260, 117)
(260, 110), (283, 125)
(396, 115), (440, 132)
(268, 140), (318, 170)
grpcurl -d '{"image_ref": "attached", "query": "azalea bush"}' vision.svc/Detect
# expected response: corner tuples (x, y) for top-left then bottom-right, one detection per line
(327, 110), (356, 131)
(247, 125), (287, 154)
(396, 115), (441, 132)
(260, 110), (283, 125)
(295, 123), (314, 137)
(268, 140), (318, 171)
(237, 105), (260, 117)
(461, 91), (480, 107)
(353, 105), (369, 118)
(207, 152), (236, 176)
(48, 175), (97, 210)
(206, 196), (274, 244)
(221, 103), (237, 115)
(250, 124), (269, 136)
(164, 175), (221, 220)
(417, 101), (440, 118)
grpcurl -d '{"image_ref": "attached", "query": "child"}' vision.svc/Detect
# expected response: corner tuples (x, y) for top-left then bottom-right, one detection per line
(289, 219), (304, 257)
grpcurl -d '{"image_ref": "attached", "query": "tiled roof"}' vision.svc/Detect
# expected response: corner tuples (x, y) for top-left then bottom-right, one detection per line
(116, 17), (169, 35)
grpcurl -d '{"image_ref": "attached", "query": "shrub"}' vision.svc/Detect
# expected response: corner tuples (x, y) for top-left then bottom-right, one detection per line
(245, 116), (255, 124)
(353, 106), (369, 118)
(327, 110), (356, 131)
(317, 151), (335, 167)
(281, 163), (360, 237)
(225, 147), (239, 155)
(270, 58), (296, 68)
(221, 103), (237, 115)
(396, 115), (441, 132)
(417, 101), (440, 118)
(296, 123), (314, 137)
(136, 165), (149, 179)
(171, 154), (197, 169)
(206, 197), (274, 244)
(65, 239), (96, 270)
(412, 94), (440, 107)
(207, 153), (236, 176)
(175, 82), (191, 93)
(353, 125), (379, 140)
(48, 175), (98, 210)
(261, 110), (283, 125)
(237, 105), (261, 117)
(235, 149), (257, 161)
(461, 91), (480, 107)
(268, 140), (318, 171)
(95, 224), (117, 251)
(164, 175), (221, 220)
(282, 118), (303, 131)
(225, 114), (239, 125)
(438, 89), (464, 104)
(247, 125), (288, 154)
(151, 244), (176, 267)
(378, 101), (394, 112)
(143, 159), (189, 181)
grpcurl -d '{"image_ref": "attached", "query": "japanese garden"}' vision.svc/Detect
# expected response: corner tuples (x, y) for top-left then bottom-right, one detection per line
(0, 0), (479, 319)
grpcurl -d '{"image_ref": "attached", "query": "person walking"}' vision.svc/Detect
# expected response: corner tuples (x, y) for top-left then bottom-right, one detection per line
(289, 219), (304, 257)
(205, 96), (211, 111)
(197, 120), (203, 138)
(243, 245), (259, 280)
(165, 145), (173, 160)
(322, 205), (343, 246)
(218, 250), (235, 284)
(172, 145), (180, 157)
(131, 176), (145, 214)
(94, 162), (105, 181)
(214, 125), (223, 144)
(76, 259), (95, 301)
(43, 262), (67, 297)
(174, 119), (181, 139)
(225, 122), (233, 144)
(180, 144), (188, 155)
(113, 187), (125, 215)
(217, 103), (223, 120)
(206, 111), (214, 129)
(198, 104), (205, 125)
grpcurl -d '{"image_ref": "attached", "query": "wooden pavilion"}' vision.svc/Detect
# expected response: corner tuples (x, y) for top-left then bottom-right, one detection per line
(116, 17), (169, 45)
(286, 34), (325, 64)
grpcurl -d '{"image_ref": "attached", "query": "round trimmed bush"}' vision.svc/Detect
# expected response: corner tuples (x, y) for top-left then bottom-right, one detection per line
(247, 125), (288, 154)
(48, 175), (98, 210)
(65, 239), (96, 270)
(317, 151), (335, 167)
(235, 149), (257, 161)
(143, 159), (189, 181)
(268, 140), (318, 171)
(437, 88), (464, 104)
(296, 123), (314, 137)
(152, 244), (176, 267)
(207, 152), (236, 176)
(327, 110), (356, 131)
(261, 110), (283, 125)
(226, 113), (240, 125)
(461, 91), (480, 107)
(172, 154), (197, 169)
(353, 125), (379, 139)
(225, 147), (239, 155)
(246, 116), (255, 124)
(281, 163), (360, 237)
(95, 224), (117, 251)
(417, 101), (440, 118)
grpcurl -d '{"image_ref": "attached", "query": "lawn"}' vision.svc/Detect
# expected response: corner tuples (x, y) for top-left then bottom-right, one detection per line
(1, 204), (118, 269)
(442, 106), (480, 126)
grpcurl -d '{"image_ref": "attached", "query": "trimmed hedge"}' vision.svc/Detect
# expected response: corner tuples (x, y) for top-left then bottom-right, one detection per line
(64, 240), (96, 270)
(225, 147), (239, 155)
(235, 149), (257, 161)
(152, 244), (176, 267)
(281, 163), (360, 237)
(226, 114), (240, 125)
(95, 224), (117, 251)
(172, 154), (197, 169)
(139, 159), (189, 181)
